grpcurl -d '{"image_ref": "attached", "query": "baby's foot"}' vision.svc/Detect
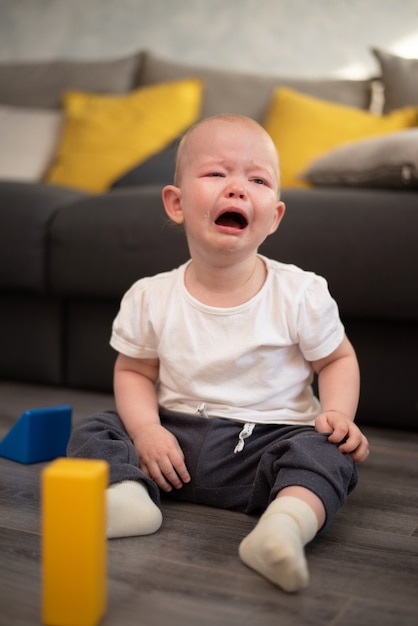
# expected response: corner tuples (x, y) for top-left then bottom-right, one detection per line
(239, 496), (318, 592)
(239, 513), (309, 592)
(106, 480), (162, 538)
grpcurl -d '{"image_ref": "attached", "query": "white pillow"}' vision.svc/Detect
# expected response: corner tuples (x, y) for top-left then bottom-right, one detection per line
(0, 105), (63, 181)
(301, 128), (418, 189)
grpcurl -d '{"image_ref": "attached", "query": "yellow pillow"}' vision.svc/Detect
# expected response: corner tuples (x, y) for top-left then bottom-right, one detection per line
(263, 87), (418, 188)
(46, 79), (203, 192)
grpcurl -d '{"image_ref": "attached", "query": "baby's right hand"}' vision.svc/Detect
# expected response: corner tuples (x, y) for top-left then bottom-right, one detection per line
(132, 423), (191, 492)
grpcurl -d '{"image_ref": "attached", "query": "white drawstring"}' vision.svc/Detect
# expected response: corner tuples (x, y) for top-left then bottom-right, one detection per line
(195, 405), (255, 453)
(234, 423), (255, 453)
(196, 402), (209, 418)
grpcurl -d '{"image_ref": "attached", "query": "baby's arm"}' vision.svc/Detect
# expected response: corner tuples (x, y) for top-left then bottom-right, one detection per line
(311, 335), (369, 462)
(114, 353), (191, 492)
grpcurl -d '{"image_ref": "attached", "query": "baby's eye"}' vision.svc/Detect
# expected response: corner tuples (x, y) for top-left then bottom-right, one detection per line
(251, 178), (266, 185)
(200, 171), (225, 181)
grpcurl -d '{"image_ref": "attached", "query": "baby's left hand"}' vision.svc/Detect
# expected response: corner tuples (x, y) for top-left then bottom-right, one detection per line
(315, 411), (370, 463)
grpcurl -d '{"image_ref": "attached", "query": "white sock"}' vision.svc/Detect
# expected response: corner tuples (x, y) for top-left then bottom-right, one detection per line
(239, 496), (318, 592)
(106, 480), (162, 538)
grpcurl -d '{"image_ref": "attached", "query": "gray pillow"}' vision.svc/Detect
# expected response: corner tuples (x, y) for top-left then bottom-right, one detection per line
(301, 129), (418, 189)
(138, 51), (373, 122)
(0, 53), (142, 109)
(111, 139), (179, 188)
(372, 48), (418, 113)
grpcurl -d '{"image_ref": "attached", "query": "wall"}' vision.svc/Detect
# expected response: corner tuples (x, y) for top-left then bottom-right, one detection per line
(0, 0), (417, 77)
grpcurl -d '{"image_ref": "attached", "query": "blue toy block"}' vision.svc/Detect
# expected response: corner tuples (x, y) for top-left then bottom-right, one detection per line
(0, 405), (72, 464)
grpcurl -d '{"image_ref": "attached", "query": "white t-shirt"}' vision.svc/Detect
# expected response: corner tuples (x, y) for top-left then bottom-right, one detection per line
(110, 256), (344, 426)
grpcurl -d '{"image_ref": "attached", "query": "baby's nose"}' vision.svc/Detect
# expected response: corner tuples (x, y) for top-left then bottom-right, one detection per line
(228, 190), (245, 198)
(226, 180), (246, 199)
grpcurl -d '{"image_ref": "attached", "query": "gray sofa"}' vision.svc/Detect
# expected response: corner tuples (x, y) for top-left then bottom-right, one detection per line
(1, 49), (417, 431)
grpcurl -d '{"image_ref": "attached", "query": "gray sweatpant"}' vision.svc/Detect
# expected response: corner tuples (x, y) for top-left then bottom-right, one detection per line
(67, 409), (358, 527)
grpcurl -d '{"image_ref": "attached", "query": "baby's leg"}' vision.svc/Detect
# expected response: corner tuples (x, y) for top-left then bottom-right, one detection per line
(239, 487), (323, 592)
(67, 410), (162, 538)
(239, 427), (358, 592)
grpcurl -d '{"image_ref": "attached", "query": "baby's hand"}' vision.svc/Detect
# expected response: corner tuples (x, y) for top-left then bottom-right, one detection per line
(315, 411), (370, 463)
(132, 423), (191, 492)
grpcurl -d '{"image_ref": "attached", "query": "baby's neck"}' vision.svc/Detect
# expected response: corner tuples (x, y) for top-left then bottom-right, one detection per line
(185, 255), (267, 307)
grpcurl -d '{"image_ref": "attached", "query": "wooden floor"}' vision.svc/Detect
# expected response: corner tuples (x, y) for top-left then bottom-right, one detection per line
(1, 381), (418, 626)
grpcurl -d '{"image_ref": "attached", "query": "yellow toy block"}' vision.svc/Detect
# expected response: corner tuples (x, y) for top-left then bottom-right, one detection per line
(42, 458), (109, 626)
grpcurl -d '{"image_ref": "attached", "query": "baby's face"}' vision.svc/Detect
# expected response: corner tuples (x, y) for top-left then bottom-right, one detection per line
(173, 118), (284, 261)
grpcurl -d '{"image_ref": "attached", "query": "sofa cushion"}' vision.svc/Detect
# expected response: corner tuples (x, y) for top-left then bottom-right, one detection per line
(301, 128), (418, 189)
(45, 79), (203, 193)
(48, 185), (418, 323)
(138, 51), (373, 122)
(263, 87), (418, 188)
(372, 48), (418, 113)
(0, 182), (87, 292)
(49, 186), (190, 299)
(0, 53), (142, 109)
(263, 187), (418, 321)
(0, 105), (63, 181)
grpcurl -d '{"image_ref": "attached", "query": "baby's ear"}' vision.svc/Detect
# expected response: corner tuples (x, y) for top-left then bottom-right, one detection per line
(269, 201), (286, 235)
(162, 185), (184, 224)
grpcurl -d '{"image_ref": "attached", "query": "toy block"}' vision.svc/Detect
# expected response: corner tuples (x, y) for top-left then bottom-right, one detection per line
(0, 405), (72, 464)
(42, 458), (109, 626)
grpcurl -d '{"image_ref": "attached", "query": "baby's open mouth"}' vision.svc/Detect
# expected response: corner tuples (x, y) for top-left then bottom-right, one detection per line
(215, 211), (248, 229)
